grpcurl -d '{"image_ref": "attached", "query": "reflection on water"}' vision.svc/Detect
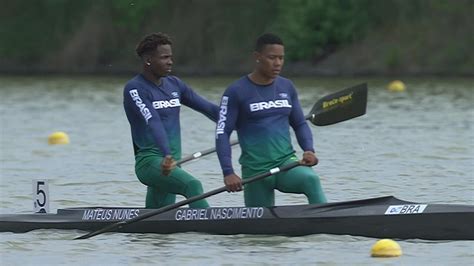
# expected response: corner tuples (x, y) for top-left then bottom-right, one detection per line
(0, 76), (473, 264)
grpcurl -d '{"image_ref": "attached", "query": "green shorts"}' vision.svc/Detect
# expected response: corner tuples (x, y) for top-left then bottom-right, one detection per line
(135, 155), (209, 209)
(242, 157), (327, 207)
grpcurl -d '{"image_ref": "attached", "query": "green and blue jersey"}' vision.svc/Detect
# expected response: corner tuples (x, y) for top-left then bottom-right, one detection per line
(216, 76), (314, 176)
(123, 74), (218, 160)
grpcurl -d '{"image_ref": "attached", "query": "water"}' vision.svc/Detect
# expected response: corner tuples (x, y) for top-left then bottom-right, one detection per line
(0, 76), (473, 265)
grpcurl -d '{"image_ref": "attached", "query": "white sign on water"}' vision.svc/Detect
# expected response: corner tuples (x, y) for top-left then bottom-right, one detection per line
(33, 180), (49, 213)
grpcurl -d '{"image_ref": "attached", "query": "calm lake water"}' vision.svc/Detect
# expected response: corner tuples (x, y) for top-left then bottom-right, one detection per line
(0, 75), (473, 265)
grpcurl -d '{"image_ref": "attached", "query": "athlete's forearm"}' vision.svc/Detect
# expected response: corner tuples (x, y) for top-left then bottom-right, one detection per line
(187, 96), (219, 122)
(293, 122), (314, 152)
(216, 134), (234, 176)
(181, 83), (219, 122)
(216, 93), (238, 176)
(148, 117), (172, 156)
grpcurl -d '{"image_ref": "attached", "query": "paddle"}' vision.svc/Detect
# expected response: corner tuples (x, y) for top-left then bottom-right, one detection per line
(177, 139), (239, 166)
(306, 83), (367, 126)
(75, 161), (302, 240)
(177, 83), (367, 165)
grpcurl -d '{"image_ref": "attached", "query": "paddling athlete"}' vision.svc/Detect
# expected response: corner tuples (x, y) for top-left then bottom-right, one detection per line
(123, 33), (218, 208)
(216, 33), (327, 207)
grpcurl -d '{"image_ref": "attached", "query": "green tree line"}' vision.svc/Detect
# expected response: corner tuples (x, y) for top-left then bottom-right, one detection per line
(0, 0), (472, 75)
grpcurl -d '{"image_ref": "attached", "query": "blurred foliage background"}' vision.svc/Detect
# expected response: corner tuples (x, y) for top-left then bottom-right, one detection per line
(0, 0), (472, 75)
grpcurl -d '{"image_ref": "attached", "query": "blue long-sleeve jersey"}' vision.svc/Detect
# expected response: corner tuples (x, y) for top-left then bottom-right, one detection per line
(124, 74), (218, 160)
(215, 75), (314, 176)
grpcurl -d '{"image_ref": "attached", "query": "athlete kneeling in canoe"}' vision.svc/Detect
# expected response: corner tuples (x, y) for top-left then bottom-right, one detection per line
(123, 33), (218, 208)
(216, 33), (327, 207)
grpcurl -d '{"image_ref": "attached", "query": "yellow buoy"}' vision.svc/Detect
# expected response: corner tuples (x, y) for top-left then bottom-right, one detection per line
(371, 239), (402, 257)
(387, 80), (406, 92)
(48, 131), (70, 145)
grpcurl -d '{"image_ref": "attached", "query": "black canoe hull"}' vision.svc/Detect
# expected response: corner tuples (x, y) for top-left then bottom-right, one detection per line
(1, 196), (473, 240)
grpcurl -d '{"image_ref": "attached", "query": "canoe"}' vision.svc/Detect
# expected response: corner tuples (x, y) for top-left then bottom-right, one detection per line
(1, 196), (472, 240)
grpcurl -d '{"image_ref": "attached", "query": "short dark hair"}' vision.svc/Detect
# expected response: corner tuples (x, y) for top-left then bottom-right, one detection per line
(135, 32), (172, 57)
(255, 33), (284, 52)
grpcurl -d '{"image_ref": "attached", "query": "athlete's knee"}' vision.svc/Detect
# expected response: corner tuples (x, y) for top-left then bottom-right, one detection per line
(183, 179), (204, 197)
(301, 173), (322, 192)
(301, 173), (327, 203)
